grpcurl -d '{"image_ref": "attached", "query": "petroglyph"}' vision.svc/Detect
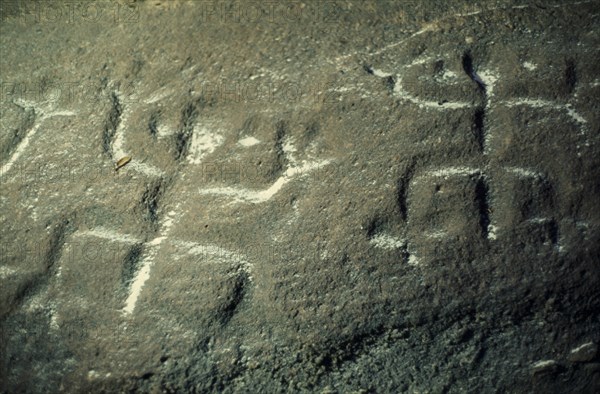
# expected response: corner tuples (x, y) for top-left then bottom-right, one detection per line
(369, 234), (406, 250)
(75, 227), (141, 245)
(3, 3), (597, 391)
(197, 158), (330, 204)
(123, 207), (178, 314)
(1, 99), (76, 178)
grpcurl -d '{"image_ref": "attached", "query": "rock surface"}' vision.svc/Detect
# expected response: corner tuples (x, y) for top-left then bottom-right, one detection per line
(1, 0), (599, 392)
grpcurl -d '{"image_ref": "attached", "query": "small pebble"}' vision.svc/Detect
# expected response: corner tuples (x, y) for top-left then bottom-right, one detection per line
(568, 342), (598, 363)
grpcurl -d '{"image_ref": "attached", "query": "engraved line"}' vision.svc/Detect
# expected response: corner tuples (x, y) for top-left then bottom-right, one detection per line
(1, 101), (76, 178)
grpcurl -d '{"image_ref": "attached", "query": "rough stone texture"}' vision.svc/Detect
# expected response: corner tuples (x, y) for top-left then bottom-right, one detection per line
(1, 0), (599, 392)
(569, 342), (599, 363)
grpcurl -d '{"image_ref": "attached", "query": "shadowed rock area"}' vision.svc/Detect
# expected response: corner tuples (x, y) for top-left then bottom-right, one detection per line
(1, 0), (599, 392)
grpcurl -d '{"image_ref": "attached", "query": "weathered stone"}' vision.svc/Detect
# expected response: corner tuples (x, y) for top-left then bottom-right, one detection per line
(1, 1), (599, 392)
(569, 342), (598, 363)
